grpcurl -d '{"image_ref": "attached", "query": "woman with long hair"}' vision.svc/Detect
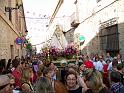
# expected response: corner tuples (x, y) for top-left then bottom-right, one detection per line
(35, 67), (68, 93)
(83, 69), (111, 93)
(21, 68), (34, 93)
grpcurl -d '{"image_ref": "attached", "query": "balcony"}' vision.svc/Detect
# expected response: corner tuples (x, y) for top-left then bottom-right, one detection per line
(70, 12), (80, 28)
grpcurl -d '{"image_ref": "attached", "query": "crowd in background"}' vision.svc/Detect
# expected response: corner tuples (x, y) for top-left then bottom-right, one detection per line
(0, 52), (124, 93)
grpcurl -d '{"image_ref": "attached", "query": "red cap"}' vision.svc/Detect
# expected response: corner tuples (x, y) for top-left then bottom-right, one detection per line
(84, 61), (94, 68)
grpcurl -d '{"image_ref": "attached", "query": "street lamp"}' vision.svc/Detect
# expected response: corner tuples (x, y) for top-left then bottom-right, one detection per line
(5, 4), (22, 12)
(5, 4), (22, 21)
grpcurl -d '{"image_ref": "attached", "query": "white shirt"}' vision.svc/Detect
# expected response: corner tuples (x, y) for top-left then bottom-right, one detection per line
(107, 62), (112, 71)
(93, 61), (104, 71)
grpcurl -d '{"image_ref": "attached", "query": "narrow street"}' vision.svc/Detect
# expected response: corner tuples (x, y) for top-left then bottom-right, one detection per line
(0, 0), (124, 93)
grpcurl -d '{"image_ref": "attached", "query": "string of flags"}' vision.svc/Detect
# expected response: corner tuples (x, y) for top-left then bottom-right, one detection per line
(24, 11), (70, 20)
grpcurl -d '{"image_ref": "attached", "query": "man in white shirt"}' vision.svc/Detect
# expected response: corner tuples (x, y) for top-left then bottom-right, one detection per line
(94, 56), (106, 72)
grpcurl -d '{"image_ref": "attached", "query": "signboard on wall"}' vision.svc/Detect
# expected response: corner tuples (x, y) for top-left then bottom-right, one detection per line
(15, 37), (23, 45)
(79, 35), (85, 46)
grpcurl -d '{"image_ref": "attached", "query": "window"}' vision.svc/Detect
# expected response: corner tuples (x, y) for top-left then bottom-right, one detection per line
(99, 24), (119, 56)
(106, 24), (119, 51)
(17, 49), (19, 57)
(10, 45), (14, 59)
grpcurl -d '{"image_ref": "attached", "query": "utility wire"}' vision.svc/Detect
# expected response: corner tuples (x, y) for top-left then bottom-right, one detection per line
(20, 15), (71, 19)
(80, 0), (119, 25)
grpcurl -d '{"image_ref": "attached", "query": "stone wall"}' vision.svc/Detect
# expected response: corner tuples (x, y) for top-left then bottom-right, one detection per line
(0, 0), (26, 61)
(0, 14), (21, 60)
(77, 0), (124, 58)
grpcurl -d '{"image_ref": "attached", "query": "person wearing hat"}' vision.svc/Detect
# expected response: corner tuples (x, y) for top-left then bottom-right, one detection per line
(84, 60), (94, 69)
(83, 55), (94, 69)
(79, 57), (94, 79)
(0, 75), (10, 93)
(0, 74), (16, 93)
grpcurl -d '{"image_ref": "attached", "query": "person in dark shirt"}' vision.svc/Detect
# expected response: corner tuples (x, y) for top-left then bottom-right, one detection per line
(65, 71), (88, 93)
(0, 59), (6, 75)
(110, 71), (124, 93)
(117, 63), (124, 85)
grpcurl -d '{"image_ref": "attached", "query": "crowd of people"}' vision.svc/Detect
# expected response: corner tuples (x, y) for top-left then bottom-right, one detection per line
(0, 52), (124, 93)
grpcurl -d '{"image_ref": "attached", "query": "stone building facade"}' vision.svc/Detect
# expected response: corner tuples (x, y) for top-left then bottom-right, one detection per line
(74, 0), (124, 58)
(0, 0), (27, 60)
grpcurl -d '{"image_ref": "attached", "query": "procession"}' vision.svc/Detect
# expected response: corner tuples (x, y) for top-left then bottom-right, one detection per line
(1, 0), (124, 93)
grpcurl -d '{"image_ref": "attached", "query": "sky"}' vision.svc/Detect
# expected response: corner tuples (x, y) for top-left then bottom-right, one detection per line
(22, 0), (76, 52)
(22, 0), (59, 52)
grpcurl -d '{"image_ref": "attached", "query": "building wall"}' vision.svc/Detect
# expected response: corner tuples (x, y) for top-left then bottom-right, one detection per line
(0, 12), (20, 60)
(0, 0), (26, 60)
(47, 0), (75, 49)
(75, 0), (124, 58)
(117, 0), (124, 59)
